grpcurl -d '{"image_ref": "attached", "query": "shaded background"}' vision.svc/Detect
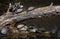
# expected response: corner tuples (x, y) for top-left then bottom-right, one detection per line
(0, 0), (60, 15)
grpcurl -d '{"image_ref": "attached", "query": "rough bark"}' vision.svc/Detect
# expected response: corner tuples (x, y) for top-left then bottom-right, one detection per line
(0, 5), (60, 30)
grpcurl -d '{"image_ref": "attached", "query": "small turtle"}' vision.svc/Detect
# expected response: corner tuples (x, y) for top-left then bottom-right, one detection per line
(13, 2), (24, 13)
(17, 24), (24, 29)
(29, 28), (38, 32)
(1, 26), (9, 34)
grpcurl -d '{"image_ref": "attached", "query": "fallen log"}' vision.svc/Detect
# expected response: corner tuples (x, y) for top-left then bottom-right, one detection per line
(0, 5), (60, 30)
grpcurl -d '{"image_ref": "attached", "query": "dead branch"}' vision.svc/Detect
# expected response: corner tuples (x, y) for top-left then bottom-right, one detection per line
(0, 5), (60, 30)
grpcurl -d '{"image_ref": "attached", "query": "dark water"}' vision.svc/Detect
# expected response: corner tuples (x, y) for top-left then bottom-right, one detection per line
(28, 37), (60, 39)
(0, 0), (60, 15)
(37, 37), (57, 39)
